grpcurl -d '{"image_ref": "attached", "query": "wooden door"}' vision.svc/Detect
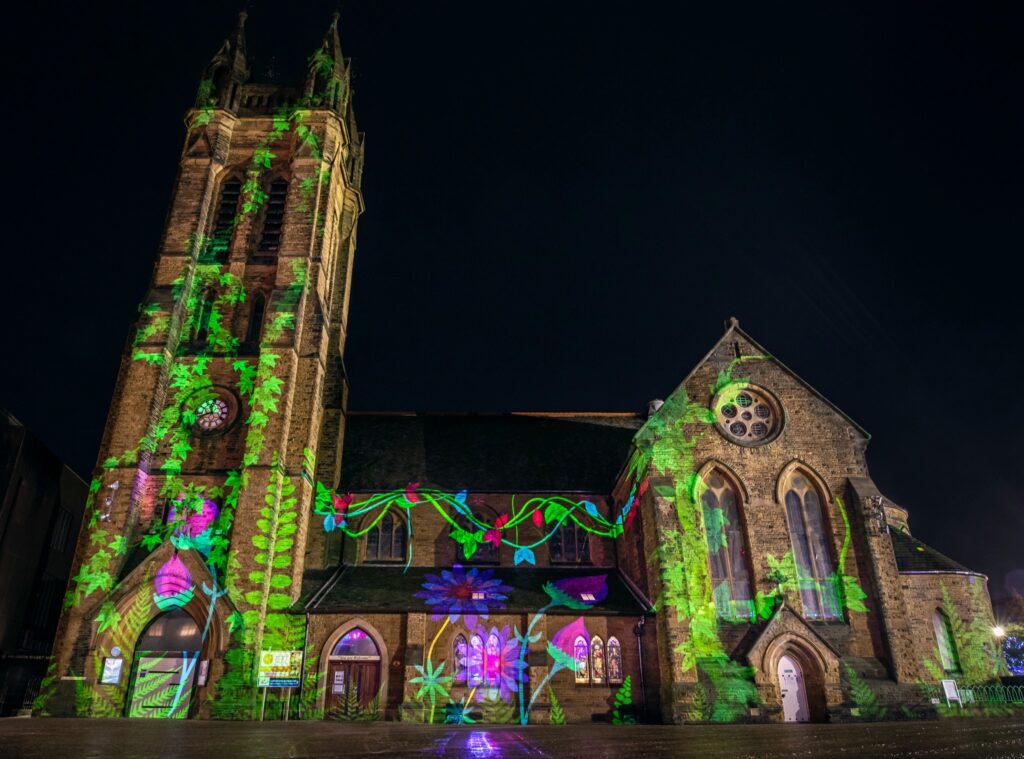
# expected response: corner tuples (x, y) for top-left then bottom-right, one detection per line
(326, 660), (380, 717)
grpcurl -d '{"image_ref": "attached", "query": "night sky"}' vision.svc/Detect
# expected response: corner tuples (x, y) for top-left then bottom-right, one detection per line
(2, 3), (1021, 599)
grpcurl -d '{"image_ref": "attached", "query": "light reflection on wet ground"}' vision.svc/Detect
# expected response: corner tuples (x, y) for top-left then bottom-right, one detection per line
(1, 717), (1022, 758)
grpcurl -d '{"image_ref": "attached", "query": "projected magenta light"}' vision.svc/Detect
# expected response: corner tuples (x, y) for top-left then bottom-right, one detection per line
(550, 575), (609, 605)
(168, 498), (219, 537)
(469, 625), (526, 701)
(153, 554), (195, 610)
(549, 617), (589, 670)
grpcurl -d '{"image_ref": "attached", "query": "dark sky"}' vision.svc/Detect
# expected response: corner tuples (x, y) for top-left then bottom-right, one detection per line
(2, 3), (1021, 599)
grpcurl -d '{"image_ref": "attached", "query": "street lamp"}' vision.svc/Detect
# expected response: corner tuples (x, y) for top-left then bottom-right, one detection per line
(993, 625), (1006, 639)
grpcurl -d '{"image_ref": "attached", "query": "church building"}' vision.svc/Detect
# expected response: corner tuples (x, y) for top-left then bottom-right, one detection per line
(41, 14), (1002, 724)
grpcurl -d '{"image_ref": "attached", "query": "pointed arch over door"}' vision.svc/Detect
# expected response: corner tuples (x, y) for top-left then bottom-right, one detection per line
(327, 628), (381, 715)
(318, 619), (390, 719)
(127, 608), (203, 719)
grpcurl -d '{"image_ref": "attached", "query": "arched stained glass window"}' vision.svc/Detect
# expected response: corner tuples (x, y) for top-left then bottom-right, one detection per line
(484, 633), (501, 687)
(364, 513), (406, 562)
(331, 628), (380, 659)
(574, 636), (590, 684)
(783, 471), (841, 620)
(591, 636), (606, 684)
(933, 609), (961, 674)
(453, 634), (468, 683)
(607, 637), (623, 684)
(701, 469), (754, 620)
(468, 634), (484, 686)
(137, 609), (202, 653)
(550, 521), (590, 563)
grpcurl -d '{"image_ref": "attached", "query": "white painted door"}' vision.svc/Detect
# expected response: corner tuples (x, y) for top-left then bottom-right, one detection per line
(778, 654), (809, 722)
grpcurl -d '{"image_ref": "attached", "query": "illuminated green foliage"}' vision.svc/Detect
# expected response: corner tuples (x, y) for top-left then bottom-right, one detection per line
(843, 662), (886, 719)
(548, 688), (565, 725)
(481, 695), (517, 724)
(611, 675), (635, 724)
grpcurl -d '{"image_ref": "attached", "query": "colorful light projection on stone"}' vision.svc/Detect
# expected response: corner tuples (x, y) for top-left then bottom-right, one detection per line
(407, 570), (617, 724)
(315, 483), (645, 570)
(415, 567), (512, 630)
(153, 554), (195, 610)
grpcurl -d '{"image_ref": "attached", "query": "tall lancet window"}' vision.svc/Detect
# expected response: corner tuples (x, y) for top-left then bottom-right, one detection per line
(783, 470), (841, 620)
(700, 468), (754, 620)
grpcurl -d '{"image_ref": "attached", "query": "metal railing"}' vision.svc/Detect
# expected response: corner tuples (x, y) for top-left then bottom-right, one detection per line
(959, 684), (1024, 705)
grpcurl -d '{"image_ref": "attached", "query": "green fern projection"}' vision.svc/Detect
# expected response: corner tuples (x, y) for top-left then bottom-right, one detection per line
(612, 675), (636, 724)
(127, 655), (182, 719)
(548, 688), (565, 725)
(481, 695), (517, 724)
(843, 662), (886, 720)
(689, 681), (712, 721)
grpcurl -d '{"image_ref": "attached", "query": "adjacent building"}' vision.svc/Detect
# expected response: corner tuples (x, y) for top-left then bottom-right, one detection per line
(0, 410), (86, 715)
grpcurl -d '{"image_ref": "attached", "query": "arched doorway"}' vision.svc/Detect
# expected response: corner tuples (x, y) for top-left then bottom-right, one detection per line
(325, 628), (381, 718)
(777, 654), (809, 722)
(127, 609), (203, 719)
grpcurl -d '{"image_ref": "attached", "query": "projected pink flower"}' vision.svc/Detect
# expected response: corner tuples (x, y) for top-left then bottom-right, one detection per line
(548, 616), (589, 670)
(415, 566), (512, 629)
(154, 553), (195, 610)
(482, 514), (510, 548)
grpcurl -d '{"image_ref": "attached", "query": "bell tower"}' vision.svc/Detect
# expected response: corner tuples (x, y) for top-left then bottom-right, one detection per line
(42, 13), (364, 718)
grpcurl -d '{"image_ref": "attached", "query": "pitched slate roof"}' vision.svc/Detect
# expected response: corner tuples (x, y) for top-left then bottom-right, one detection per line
(890, 529), (976, 574)
(295, 565), (650, 616)
(338, 412), (642, 493)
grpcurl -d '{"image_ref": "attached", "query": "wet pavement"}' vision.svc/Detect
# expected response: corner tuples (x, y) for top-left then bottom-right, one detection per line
(1, 717), (1022, 758)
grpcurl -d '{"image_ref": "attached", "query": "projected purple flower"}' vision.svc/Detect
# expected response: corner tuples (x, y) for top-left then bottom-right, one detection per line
(550, 574), (609, 605)
(415, 566), (512, 629)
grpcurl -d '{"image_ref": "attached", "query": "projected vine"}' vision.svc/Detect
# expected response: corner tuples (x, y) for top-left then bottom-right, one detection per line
(37, 41), (347, 718)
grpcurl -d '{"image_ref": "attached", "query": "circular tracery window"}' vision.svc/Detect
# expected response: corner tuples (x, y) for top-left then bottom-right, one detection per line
(195, 397), (230, 432)
(712, 384), (782, 446)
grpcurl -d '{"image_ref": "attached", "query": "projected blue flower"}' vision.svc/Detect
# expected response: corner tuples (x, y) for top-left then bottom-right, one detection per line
(415, 566), (512, 628)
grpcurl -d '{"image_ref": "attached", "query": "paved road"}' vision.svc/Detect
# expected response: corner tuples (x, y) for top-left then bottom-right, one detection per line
(1, 717), (1022, 758)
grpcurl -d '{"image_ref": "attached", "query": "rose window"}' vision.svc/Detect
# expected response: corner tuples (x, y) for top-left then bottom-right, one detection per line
(713, 385), (782, 446)
(195, 398), (230, 432)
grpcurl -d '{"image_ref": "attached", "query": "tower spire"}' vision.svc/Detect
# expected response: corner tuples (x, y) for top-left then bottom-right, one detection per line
(196, 11), (250, 111)
(304, 12), (348, 111)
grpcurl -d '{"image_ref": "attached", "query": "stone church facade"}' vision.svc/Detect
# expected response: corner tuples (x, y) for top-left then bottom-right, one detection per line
(41, 14), (1000, 724)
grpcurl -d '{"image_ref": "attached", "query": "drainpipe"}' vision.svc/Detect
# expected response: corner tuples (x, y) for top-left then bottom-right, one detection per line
(634, 616), (647, 721)
(297, 610), (310, 720)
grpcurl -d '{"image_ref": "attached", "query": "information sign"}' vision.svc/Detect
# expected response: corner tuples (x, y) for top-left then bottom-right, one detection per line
(257, 650), (302, 688)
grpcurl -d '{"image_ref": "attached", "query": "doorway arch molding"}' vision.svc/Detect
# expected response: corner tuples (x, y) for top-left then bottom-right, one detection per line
(746, 604), (842, 721)
(316, 618), (390, 715)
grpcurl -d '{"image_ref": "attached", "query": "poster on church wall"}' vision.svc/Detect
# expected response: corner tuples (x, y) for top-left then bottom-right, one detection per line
(257, 650), (302, 688)
(100, 657), (123, 685)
